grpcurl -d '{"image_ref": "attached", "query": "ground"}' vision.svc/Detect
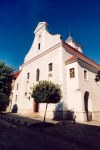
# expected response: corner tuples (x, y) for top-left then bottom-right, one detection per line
(0, 113), (100, 150)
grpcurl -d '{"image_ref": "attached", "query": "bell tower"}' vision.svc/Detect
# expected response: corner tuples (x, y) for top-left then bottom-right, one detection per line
(66, 35), (83, 53)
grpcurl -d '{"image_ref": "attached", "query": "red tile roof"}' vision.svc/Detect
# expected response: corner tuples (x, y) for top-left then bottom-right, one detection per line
(65, 56), (77, 63)
(13, 70), (21, 79)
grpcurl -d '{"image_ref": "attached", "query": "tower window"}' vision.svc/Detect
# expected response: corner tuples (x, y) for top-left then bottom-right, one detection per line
(69, 68), (75, 78)
(27, 72), (30, 80)
(48, 63), (53, 72)
(36, 68), (40, 81)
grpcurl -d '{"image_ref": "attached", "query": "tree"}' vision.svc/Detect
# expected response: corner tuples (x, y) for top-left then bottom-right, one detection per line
(95, 70), (100, 82)
(0, 61), (13, 111)
(31, 80), (62, 124)
(0, 92), (8, 112)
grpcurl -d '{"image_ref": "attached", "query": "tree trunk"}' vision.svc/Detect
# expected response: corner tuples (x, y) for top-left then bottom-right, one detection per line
(43, 103), (48, 125)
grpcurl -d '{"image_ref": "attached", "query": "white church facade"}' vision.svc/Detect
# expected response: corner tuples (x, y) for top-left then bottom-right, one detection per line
(11, 22), (100, 122)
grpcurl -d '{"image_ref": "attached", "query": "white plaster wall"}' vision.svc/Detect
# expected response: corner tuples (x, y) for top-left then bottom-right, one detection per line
(61, 47), (73, 118)
(78, 60), (100, 120)
(12, 45), (63, 117)
(66, 62), (84, 121)
(12, 22), (63, 116)
(66, 62), (82, 110)
(12, 71), (33, 114)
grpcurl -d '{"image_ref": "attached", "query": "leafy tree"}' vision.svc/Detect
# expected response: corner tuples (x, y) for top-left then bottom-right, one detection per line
(0, 92), (8, 112)
(95, 70), (100, 82)
(31, 80), (62, 124)
(0, 61), (13, 111)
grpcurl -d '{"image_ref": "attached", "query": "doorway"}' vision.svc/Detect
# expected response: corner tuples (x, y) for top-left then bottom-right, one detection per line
(84, 91), (92, 121)
(34, 101), (39, 113)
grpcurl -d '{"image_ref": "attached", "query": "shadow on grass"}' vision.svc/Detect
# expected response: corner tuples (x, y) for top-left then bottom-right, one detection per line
(1, 112), (100, 133)
(0, 112), (43, 127)
(0, 112), (100, 149)
(0, 112), (56, 129)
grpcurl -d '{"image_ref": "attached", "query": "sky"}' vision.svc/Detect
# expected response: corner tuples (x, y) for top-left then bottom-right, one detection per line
(0, 0), (100, 70)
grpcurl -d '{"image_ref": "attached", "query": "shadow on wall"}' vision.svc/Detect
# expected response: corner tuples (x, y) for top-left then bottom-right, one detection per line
(53, 102), (76, 122)
(66, 110), (76, 122)
(53, 102), (63, 120)
(11, 104), (18, 113)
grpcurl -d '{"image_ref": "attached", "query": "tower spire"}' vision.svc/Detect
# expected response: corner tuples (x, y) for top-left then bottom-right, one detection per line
(69, 29), (71, 37)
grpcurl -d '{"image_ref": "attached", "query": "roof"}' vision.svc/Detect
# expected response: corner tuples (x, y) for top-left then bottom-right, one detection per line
(13, 70), (21, 79)
(63, 41), (100, 70)
(66, 56), (77, 63)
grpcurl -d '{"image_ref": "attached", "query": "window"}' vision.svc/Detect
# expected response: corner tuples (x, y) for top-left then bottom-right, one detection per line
(27, 72), (30, 80)
(48, 63), (53, 72)
(38, 43), (40, 50)
(36, 68), (40, 81)
(38, 34), (41, 50)
(17, 83), (19, 90)
(84, 70), (87, 80)
(69, 68), (75, 78)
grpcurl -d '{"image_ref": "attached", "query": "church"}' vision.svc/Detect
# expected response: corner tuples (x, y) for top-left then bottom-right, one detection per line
(11, 22), (100, 122)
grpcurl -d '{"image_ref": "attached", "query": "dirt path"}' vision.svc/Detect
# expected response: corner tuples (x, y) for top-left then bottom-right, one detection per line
(0, 126), (88, 150)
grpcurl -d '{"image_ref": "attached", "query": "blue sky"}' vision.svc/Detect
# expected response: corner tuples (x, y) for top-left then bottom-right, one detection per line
(0, 0), (100, 70)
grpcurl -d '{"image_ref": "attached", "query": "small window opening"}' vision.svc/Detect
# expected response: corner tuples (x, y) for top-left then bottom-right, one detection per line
(84, 70), (87, 80)
(27, 73), (30, 80)
(48, 63), (53, 72)
(38, 43), (40, 50)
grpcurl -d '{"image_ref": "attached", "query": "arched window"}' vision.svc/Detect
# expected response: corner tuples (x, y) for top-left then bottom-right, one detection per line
(36, 68), (40, 81)
(27, 72), (30, 80)
(38, 43), (40, 50)
(48, 63), (53, 72)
